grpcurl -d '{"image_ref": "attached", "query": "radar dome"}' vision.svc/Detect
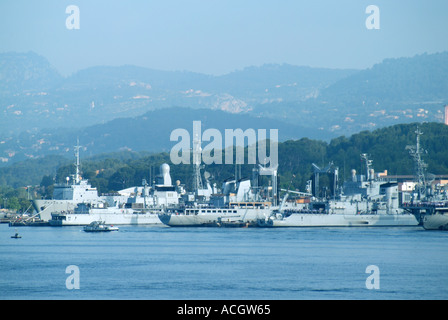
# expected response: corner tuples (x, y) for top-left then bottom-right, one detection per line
(160, 163), (170, 173)
(160, 163), (172, 186)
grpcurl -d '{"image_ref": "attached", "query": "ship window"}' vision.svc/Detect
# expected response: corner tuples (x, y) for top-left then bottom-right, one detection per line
(218, 210), (221, 213)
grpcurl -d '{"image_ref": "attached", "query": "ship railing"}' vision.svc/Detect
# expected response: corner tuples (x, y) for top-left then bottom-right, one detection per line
(278, 208), (328, 215)
(401, 201), (448, 208)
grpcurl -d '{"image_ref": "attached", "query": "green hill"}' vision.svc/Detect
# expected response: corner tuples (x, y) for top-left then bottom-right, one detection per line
(2, 122), (446, 197)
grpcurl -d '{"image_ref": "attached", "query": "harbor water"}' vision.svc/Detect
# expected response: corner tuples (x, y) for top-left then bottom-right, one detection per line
(1, 223), (447, 300)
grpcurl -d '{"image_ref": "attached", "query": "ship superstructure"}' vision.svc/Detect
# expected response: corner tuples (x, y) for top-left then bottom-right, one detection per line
(401, 127), (448, 230)
(49, 163), (181, 226)
(32, 142), (106, 221)
(158, 164), (279, 227)
(258, 154), (419, 227)
(31, 140), (184, 226)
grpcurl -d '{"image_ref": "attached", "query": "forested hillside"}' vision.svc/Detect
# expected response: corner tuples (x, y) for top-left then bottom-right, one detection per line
(3, 122), (447, 200)
(60, 122), (448, 193)
(2, 51), (447, 166)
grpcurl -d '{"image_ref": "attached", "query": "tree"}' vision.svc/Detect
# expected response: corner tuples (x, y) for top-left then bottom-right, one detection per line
(40, 175), (54, 188)
(7, 197), (20, 211)
(108, 166), (136, 191)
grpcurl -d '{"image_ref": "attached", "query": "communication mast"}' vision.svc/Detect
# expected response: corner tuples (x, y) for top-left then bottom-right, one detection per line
(360, 154), (373, 180)
(192, 133), (204, 193)
(406, 127), (427, 200)
(74, 139), (81, 184)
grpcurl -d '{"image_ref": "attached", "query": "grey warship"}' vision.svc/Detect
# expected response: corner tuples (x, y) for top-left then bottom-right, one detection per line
(259, 154), (419, 227)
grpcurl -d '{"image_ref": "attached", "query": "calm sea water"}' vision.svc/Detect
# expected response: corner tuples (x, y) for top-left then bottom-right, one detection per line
(1, 223), (447, 300)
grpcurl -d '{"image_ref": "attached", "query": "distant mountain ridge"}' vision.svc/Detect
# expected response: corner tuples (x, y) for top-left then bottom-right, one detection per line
(320, 52), (448, 104)
(253, 52), (448, 133)
(0, 51), (62, 93)
(1, 51), (447, 164)
(0, 107), (320, 165)
(0, 51), (356, 136)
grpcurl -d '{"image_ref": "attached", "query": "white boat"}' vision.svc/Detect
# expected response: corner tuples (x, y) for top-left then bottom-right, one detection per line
(83, 221), (119, 232)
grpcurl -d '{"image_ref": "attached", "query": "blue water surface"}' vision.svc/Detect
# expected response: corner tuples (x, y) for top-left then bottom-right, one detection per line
(1, 223), (447, 300)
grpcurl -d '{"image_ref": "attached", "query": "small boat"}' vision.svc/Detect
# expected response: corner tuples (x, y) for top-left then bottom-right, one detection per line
(83, 221), (119, 232)
(11, 232), (22, 239)
(108, 225), (119, 231)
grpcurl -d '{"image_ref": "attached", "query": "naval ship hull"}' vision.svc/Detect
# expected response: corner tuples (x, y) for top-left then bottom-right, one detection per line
(158, 207), (271, 227)
(423, 211), (448, 230)
(49, 208), (163, 226)
(258, 213), (419, 227)
(33, 200), (88, 222)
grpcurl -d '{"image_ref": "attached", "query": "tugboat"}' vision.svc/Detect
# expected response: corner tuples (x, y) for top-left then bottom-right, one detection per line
(83, 221), (119, 232)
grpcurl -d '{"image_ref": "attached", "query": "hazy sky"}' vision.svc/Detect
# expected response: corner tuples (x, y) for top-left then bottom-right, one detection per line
(1, 0), (447, 76)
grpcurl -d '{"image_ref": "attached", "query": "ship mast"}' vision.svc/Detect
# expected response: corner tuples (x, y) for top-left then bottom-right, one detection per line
(406, 127), (427, 200)
(74, 139), (81, 184)
(192, 133), (203, 193)
(360, 154), (373, 181)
